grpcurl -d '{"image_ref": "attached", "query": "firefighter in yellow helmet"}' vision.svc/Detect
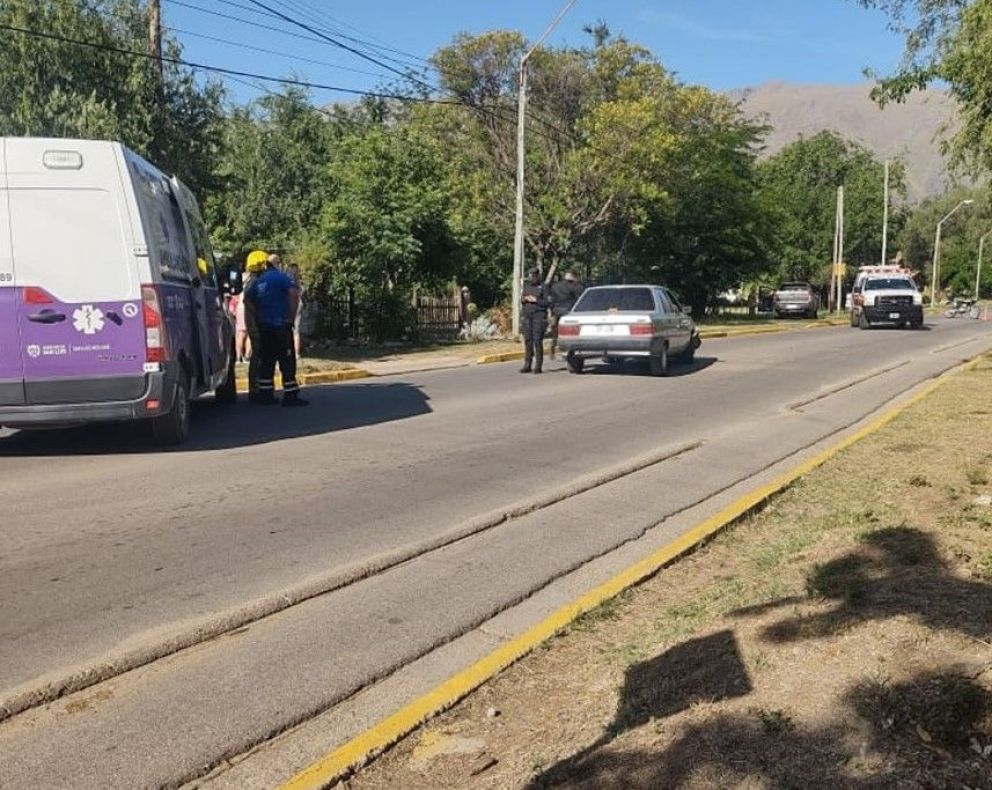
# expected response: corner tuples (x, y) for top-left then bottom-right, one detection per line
(240, 250), (269, 401)
(242, 249), (306, 406)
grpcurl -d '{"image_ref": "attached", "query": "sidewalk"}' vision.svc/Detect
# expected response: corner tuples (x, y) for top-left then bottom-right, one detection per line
(342, 355), (992, 789)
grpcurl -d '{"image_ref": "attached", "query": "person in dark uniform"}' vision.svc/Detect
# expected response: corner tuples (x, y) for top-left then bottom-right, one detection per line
(549, 270), (584, 358)
(244, 253), (308, 407)
(520, 268), (550, 374)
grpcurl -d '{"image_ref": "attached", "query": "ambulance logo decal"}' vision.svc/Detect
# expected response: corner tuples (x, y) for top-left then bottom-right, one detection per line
(26, 344), (41, 358)
(72, 305), (105, 335)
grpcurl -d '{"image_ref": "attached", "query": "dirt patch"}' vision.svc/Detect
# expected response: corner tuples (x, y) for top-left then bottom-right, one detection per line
(345, 358), (992, 789)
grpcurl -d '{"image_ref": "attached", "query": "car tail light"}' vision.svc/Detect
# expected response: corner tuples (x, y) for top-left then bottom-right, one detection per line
(630, 323), (654, 335)
(142, 285), (168, 363)
(558, 323), (580, 336)
(23, 286), (53, 304)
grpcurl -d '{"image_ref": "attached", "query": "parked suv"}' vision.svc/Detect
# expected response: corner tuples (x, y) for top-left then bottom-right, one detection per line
(0, 138), (236, 444)
(773, 282), (819, 318)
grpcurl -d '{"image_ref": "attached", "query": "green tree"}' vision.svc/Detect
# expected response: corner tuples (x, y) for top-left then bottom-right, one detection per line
(757, 132), (907, 284)
(0, 0), (223, 197)
(898, 186), (992, 298)
(206, 86), (339, 252)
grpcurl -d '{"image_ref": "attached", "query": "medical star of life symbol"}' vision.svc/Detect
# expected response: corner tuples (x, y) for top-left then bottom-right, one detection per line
(72, 305), (105, 335)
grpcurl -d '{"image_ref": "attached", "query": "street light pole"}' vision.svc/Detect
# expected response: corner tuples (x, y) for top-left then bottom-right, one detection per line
(881, 159), (889, 266)
(931, 199), (974, 308)
(977, 229), (992, 301)
(511, 0), (579, 337)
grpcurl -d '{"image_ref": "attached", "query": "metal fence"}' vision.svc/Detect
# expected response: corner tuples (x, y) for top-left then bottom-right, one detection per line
(310, 293), (462, 343)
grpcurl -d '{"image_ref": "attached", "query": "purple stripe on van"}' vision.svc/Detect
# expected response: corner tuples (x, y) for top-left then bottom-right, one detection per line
(18, 290), (146, 380)
(0, 286), (23, 382)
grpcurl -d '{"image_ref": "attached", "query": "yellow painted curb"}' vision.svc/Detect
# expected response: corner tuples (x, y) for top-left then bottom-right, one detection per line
(476, 350), (525, 365)
(235, 369), (372, 393)
(279, 353), (987, 790)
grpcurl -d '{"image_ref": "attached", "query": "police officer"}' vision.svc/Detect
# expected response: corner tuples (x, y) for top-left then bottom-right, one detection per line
(549, 270), (583, 358)
(244, 250), (308, 407)
(520, 267), (550, 374)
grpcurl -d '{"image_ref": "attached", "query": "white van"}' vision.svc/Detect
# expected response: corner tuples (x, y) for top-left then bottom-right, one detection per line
(0, 138), (236, 444)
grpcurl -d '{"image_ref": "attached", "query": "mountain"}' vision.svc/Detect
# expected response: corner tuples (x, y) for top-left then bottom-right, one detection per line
(729, 82), (957, 200)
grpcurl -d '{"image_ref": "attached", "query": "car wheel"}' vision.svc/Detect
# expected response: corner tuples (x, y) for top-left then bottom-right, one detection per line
(214, 343), (238, 405)
(152, 376), (191, 446)
(911, 317), (924, 329)
(859, 311), (871, 330)
(679, 342), (696, 364)
(648, 344), (669, 377)
(565, 351), (584, 374)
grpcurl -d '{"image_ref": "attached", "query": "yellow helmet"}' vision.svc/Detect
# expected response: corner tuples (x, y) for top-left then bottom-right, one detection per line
(245, 249), (269, 273)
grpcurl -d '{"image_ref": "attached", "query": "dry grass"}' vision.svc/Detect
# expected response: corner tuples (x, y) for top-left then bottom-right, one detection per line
(347, 357), (992, 790)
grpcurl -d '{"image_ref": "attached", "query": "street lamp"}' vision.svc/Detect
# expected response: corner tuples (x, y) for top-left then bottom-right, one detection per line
(977, 228), (992, 301)
(931, 199), (974, 308)
(512, 0), (579, 336)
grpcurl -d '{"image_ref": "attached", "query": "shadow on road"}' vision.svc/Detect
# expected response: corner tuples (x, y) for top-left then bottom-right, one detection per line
(582, 356), (718, 378)
(0, 381), (432, 455)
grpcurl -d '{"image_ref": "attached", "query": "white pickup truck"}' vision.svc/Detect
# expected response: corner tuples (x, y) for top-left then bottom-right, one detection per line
(850, 268), (923, 330)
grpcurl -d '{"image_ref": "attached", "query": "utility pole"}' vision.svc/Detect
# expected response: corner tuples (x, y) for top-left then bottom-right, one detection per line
(148, 0), (163, 82)
(881, 159), (890, 266)
(931, 199), (974, 308)
(511, 0), (578, 337)
(977, 229), (992, 301)
(832, 186), (844, 314)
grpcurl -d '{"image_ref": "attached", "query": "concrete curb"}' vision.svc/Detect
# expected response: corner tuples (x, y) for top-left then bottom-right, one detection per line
(235, 369), (372, 393)
(279, 353), (986, 790)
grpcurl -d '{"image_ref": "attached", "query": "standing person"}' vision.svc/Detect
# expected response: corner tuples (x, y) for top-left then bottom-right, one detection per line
(285, 262), (305, 358)
(520, 267), (550, 374)
(240, 251), (268, 400)
(549, 270), (584, 359)
(244, 252), (308, 407)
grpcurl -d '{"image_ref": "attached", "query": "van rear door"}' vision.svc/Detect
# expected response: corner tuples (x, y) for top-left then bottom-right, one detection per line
(5, 139), (146, 405)
(0, 138), (25, 406)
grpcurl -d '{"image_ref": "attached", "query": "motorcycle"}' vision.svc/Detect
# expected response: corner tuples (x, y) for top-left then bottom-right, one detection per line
(945, 298), (982, 319)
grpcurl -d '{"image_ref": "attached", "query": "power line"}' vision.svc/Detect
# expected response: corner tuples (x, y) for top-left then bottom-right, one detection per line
(0, 18), (629, 177)
(244, 0), (436, 95)
(269, 0), (432, 68)
(95, 4), (397, 82)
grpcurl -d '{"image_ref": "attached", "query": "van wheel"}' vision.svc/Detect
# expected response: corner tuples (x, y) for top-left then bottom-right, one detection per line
(649, 344), (669, 377)
(215, 345), (238, 405)
(566, 351), (584, 374)
(152, 377), (191, 446)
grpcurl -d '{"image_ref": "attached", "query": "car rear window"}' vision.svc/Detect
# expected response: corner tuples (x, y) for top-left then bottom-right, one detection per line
(574, 287), (655, 312)
(865, 278), (914, 291)
(779, 283), (809, 291)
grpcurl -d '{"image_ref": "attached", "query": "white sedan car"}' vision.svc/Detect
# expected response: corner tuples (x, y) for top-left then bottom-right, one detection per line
(556, 285), (701, 376)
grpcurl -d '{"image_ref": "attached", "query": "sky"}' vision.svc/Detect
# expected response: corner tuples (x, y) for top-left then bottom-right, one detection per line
(161, 0), (907, 105)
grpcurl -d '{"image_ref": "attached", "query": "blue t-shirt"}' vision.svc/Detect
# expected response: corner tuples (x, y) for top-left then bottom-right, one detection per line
(246, 268), (295, 327)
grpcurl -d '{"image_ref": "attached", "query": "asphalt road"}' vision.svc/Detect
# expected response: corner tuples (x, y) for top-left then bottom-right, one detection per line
(1, 317), (991, 788)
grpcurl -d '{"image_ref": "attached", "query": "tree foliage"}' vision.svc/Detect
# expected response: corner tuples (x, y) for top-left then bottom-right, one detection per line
(0, 0), (224, 197)
(757, 132), (908, 283)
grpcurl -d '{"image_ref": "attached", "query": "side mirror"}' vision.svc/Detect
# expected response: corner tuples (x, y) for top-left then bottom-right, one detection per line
(681, 305), (692, 315)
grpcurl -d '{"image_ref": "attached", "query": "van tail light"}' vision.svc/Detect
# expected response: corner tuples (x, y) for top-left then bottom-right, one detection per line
(558, 323), (580, 337)
(23, 286), (54, 304)
(142, 285), (168, 363)
(629, 323), (654, 336)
